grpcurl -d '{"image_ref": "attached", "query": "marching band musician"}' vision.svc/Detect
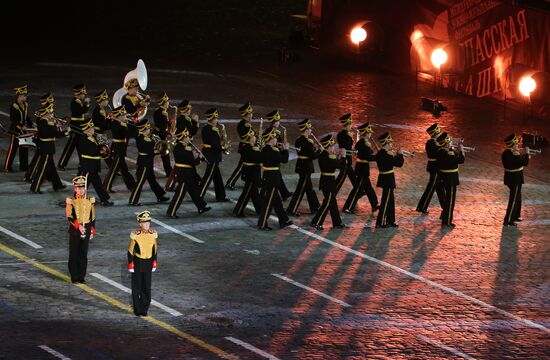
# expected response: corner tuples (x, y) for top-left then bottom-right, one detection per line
(225, 103), (254, 190)
(78, 120), (114, 206)
(257, 128), (293, 230)
(436, 132), (465, 228)
(25, 92), (55, 182)
(92, 90), (113, 169)
(127, 210), (158, 316)
(233, 128), (263, 217)
(286, 118), (320, 217)
(262, 110), (293, 200)
(310, 134), (347, 230)
(58, 83), (90, 170)
(128, 122), (170, 206)
(374, 132), (404, 228)
(153, 92), (173, 177)
(502, 134), (530, 226)
(416, 123), (445, 215)
(198, 108), (229, 202)
(166, 128), (211, 218)
(66, 175), (96, 283)
(335, 113), (356, 192)
(342, 122), (379, 214)
(122, 78), (149, 138)
(30, 104), (66, 193)
(4, 85), (32, 173)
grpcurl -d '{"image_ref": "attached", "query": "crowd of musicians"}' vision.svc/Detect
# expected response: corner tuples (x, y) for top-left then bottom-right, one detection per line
(3, 82), (535, 230)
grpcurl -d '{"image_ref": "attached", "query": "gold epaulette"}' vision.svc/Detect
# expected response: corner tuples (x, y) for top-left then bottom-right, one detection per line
(387, 151), (395, 156)
(448, 150), (455, 155)
(271, 146), (280, 152)
(144, 137), (152, 142)
(148, 230), (157, 234)
(76, 99), (83, 105)
(512, 151), (520, 156)
(132, 230), (142, 235)
(13, 103), (20, 110)
(185, 146), (192, 151)
(307, 138), (314, 144)
(66, 198), (73, 205)
(245, 123), (251, 127)
(252, 146), (260, 151)
(329, 154), (337, 159)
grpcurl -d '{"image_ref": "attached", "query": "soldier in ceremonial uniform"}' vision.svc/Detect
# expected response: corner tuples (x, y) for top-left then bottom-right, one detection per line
(103, 106), (136, 192)
(225, 103), (254, 190)
(416, 123), (445, 214)
(127, 211), (158, 316)
(436, 132), (465, 227)
(257, 128), (293, 230)
(25, 92), (55, 182)
(198, 108), (229, 201)
(233, 128), (263, 217)
(92, 90), (112, 169)
(375, 132), (404, 228)
(153, 92), (173, 176)
(4, 85), (32, 173)
(502, 134), (530, 226)
(58, 83), (90, 170)
(78, 120), (114, 206)
(343, 122), (379, 214)
(66, 175), (96, 283)
(30, 104), (66, 193)
(128, 123), (170, 205)
(310, 134), (347, 230)
(166, 128), (211, 218)
(121, 78), (150, 138)
(335, 113), (356, 192)
(286, 118), (320, 217)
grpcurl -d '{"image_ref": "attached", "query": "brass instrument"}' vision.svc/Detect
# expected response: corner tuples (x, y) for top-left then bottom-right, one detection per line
(521, 147), (541, 155)
(310, 133), (323, 149)
(189, 141), (208, 162)
(219, 123), (231, 155)
(345, 149), (358, 155)
(288, 145), (301, 152)
(151, 134), (170, 156)
(371, 137), (381, 151)
(95, 133), (111, 159)
(399, 148), (416, 158)
(280, 124), (287, 144)
(257, 117), (265, 147)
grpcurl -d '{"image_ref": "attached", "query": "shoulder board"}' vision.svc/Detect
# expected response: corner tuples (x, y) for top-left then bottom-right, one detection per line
(275, 129), (281, 135)
(12, 103), (20, 110)
(99, 109), (106, 117)
(185, 146), (192, 151)
(271, 146), (280, 152)
(132, 230), (141, 235)
(144, 137), (152, 142)
(76, 99), (83, 105)
(307, 138), (314, 144)
(329, 154), (337, 159)
(252, 146), (260, 151)
(148, 230), (157, 234)
(47, 120), (56, 126)
(245, 123), (251, 127)
(66, 198), (73, 205)
(512, 151), (520, 156)
(162, 110), (168, 116)
(89, 197), (96, 204)
(212, 126), (219, 132)
(387, 151), (395, 156)
(448, 150), (455, 156)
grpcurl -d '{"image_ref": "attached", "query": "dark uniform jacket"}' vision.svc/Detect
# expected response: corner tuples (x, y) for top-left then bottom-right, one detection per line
(260, 145), (289, 187)
(70, 98), (89, 130)
(127, 230), (158, 272)
(355, 138), (376, 176)
(92, 106), (110, 133)
(154, 108), (169, 139)
(375, 148), (404, 189)
(9, 102), (32, 133)
(502, 149), (529, 186)
(295, 135), (319, 173)
(241, 142), (262, 184)
(437, 148), (465, 186)
(111, 119), (129, 156)
(176, 115), (199, 138)
(173, 141), (201, 182)
(318, 151), (345, 192)
(136, 134), (155, 168)
(36, 116), (65, 154)
(122, 95), (141, 138)
(79, 135), (101, 173)
(425, 138), (440, 173)
(337, 129), (354, 162)
(237, 119), (252, 153)
(201, 124), (223, 163)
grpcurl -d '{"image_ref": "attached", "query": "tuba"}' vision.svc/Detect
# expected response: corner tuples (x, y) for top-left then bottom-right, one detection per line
(112, 59), (149, 120)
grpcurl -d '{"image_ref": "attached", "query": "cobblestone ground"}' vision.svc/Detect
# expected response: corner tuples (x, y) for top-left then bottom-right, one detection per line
(0, 61), (548, 359)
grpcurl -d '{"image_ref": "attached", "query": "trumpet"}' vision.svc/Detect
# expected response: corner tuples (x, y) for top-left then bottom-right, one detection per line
(521, 147), (541, 155)
(452, 144), (475, 153)
(398, 148), (416, 157)
(288, 145), (301, 152)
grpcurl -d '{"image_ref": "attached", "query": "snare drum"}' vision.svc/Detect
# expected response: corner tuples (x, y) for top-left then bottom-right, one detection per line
(17, 133), (37, 148)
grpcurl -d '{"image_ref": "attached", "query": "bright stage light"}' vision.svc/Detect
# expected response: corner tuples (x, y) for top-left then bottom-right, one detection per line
(350, 27), (367, 45)
(431, 49), (448, 68)
(519, 76), (536, 97)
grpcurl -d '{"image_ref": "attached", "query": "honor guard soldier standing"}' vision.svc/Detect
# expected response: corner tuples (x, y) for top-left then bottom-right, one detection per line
(310, 134), (347, 230)
(286, 118), (320, 217)
(198, 108), (229, 201)
(103, 106), (136, 192)
(233, 128), (263, 217)
(128, 122), (170, 205)
(58, 83), (90, 170)
(25, 92), (55, 182)
(336, 113), (356, 192)
(30, 104), (66, 193)
(78, 120), (114, 206)
(153, 92), (173, 176)
(502, 134), (530, 226)
(375, 132), (404, 228)
(416, 123), (445, 214)
(257, 128), (293, 230)
(343, 122), (379, 214)
(166, 128), (211, 218)
(127, 211), (158, 316)
(436, 132), (465, 227)
(121, 78), (150, 138)
(91, 90), (112, 168)
(66, 175), (96, 283)
(4, 85), (32, 173)
(225, 103), (254, 190)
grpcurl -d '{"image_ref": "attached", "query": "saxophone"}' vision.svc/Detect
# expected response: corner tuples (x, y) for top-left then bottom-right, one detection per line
(219, 123), (231, 155)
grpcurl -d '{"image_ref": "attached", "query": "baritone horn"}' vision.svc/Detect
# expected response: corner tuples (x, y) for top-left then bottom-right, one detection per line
(151, 134), (170, 156)
(112, 59), (148, 120)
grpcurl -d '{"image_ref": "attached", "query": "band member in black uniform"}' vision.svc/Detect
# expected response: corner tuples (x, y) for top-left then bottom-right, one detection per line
(335, 113), (356, 192)
(416, 123), (445, 214)
(58, 83), (90, 170)
(121, 78), (150, 138)
(226, 103), (253, 190)
(310, 134), (347, 230)
(153, 92), (173, 176)
(343, 122), (379, 214)
(166, 128), (211, 218)
(287, 118), (320, 216)
(66, 175), (96, 283)
(436, 132), (465, 227)
(103, 106), (136, 192)
(257, 128), (293, 230)
(78, 121), (114, 206)
(233, 128), (263, 217)
(30, 104), (66, 193)
(128, 123), (170, 205)
(375, 132), (405, 228)
(92, 90), (113, 170)
(25, 92), (55, 182)
(262, 110), (293, 200)
(198, 108), (229, 201)
(502, 134), (530, 226)
(4, 85), (32, 173)
(127, 210), (158, 316)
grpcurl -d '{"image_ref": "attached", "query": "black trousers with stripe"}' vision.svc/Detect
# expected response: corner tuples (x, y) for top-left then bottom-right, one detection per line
(132, 270), (152, 315)
(286, 172), (319, 214)
(129, 166), (166, 205)
(24, 150), (40, 181)
(226, 157), (243, 188)
(416, 171), (445, 212)
(68, 232), (90, 282)
(343, 174), (378, 212)
(233, 180), (262, 216)
(335, 160), (356, 193)
(4, 134), (28, 172)
(441, 184), (457, 225)
(311, 189), (342, 227)
(199, 162), (226, 200)
(166, 177), (207, 217)
(57, 132), (79, 168)
(30, 153), (63, 192)
(376, 187), (395, 227)
(103, 153), (136, 191)
(504, 184), (522, 224)
(257, 184), (289, 228)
